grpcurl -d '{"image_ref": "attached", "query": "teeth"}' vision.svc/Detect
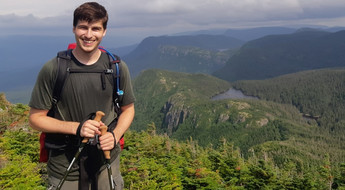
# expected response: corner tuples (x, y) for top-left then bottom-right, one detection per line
(84, 40), (93, 43)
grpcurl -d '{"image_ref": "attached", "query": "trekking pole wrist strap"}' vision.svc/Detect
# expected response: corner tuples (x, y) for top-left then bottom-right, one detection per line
(76, 122), (83, 138)
(109, 131), (117, 145)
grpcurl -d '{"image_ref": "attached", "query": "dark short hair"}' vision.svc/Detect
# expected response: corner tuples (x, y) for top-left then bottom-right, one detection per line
(73, 2), (108, 29)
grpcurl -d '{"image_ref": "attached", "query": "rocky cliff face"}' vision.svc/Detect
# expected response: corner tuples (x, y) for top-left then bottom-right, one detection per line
(161, 99), (190, 136)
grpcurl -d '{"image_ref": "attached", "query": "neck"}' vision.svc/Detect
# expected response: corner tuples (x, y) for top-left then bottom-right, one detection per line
(72, 48), (101, 65)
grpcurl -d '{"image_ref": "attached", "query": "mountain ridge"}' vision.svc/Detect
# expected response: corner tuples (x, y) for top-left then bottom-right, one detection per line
(124, 34), (244, 77)
(213, 30), (345, 82)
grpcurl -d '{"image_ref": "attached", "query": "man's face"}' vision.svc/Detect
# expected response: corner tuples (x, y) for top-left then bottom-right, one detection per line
(73, 20), (106, 53)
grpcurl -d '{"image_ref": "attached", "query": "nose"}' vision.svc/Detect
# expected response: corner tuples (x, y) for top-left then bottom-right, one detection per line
(85, 29), (93, 38)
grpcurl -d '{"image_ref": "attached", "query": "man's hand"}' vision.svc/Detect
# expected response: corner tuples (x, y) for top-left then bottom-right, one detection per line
(99, 131), (115, 151)
(80, 120), (102, 138)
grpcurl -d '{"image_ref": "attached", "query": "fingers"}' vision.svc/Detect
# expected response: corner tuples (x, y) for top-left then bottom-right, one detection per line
(99, 132), (115, 150)
(80, 120), (114, 150)
(80, 120), (102, 138)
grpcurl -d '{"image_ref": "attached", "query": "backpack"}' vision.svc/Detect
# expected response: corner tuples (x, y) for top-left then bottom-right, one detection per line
(39, 44), (124, 162)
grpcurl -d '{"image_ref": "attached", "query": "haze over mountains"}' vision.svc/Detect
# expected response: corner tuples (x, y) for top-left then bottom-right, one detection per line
(1, 25), (345, 103)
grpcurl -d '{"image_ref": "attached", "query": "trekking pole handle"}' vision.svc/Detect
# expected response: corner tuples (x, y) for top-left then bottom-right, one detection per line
(100, 125), (111, 159)
(82, 111), (105, 143)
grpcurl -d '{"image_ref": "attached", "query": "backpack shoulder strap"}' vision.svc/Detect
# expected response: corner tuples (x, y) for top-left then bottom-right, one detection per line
(106, 52), (123, 115)
(47, 49), (72, 117)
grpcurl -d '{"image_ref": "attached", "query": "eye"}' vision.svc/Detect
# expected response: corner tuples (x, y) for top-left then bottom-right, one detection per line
(77, 25), (88, 30)
(92, 27), (102, 32)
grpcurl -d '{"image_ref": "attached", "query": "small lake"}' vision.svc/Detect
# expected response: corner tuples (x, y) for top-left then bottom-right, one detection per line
(211, 88), (259, 100)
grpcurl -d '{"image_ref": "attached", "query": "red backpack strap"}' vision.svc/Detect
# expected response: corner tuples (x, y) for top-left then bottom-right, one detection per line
(119, 137), (125, 150)
(39, 132), (49, 162)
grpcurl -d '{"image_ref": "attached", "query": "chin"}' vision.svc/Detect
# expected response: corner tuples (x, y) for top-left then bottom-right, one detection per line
(81, 46), (98, 53)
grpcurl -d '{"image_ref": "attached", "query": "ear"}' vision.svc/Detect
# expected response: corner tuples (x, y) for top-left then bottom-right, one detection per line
(103, 29), (107, 37)
(73, 27), (76, 34)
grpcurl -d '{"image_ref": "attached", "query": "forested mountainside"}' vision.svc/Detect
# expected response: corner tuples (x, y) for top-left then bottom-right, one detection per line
(131, 69), (345, 176)
(213, 30), (345, 82)
(124, 34), (243, 77)
(1, 92), (345, 189)
(232, 68), (345, 131)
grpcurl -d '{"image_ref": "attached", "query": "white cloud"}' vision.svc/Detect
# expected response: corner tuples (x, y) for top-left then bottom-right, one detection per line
(1, 0), (345, 45)
(107, 0), (306, 29)
(1, 0), (344, 22)
(299, 0), (345, 18)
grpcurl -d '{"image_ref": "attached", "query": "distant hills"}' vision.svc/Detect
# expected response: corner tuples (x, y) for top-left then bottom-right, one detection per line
(0, 35), (76, 103)
(123, 34), (244, 77)
(123, 27), (345, 81)
(1, 26), (345, 103)
(0, 35), (74, 91)
(174, 26), (345, 41)
(224, 26), (296, 41)
(213, 29), (345, 81)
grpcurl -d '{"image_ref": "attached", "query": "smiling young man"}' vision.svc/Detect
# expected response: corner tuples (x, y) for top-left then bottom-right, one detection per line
(29, 2), (135, 190)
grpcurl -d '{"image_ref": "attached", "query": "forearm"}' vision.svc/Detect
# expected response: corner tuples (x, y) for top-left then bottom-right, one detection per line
(113, 103), (135, 144)
(29, 108), (79, 135)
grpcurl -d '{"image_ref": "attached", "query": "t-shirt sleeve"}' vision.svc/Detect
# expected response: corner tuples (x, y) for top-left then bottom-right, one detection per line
(118, 60), (136, 106)
(29, 58), (57, 110)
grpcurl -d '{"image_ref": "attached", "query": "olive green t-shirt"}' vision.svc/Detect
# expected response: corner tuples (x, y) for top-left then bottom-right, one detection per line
(29, 51), (135, 180)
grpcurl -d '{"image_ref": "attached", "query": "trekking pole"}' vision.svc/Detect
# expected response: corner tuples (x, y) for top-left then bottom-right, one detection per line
(56, 111), (105, 190)
(99, 125), (115, 190)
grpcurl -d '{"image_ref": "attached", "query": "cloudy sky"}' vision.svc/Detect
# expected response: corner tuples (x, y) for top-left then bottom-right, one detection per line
(1, 0), (345, 46)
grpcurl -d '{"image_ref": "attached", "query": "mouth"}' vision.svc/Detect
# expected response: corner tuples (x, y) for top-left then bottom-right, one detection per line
(82, 39), (95, 46)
